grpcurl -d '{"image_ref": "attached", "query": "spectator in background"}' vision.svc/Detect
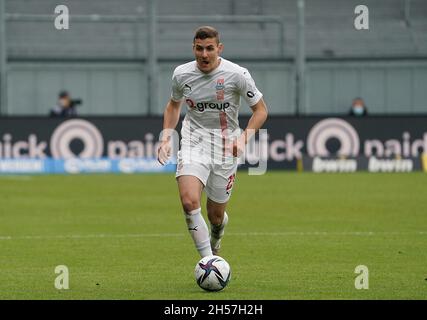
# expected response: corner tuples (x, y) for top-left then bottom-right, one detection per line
(349, 97), (368, 117)
(49, 90), (81, 117)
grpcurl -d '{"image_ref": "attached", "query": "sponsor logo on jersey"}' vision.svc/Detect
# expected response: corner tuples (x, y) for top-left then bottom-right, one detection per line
(183, 83), (192, 97)
(186, 99), (230, 112)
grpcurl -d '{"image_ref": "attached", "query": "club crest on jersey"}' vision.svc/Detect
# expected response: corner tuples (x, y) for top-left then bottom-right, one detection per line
(216, 78), (225, 101)
(215, 78), (225, 91)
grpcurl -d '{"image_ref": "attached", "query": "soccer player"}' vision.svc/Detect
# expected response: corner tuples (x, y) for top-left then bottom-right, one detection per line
(157, 26), (268, 257)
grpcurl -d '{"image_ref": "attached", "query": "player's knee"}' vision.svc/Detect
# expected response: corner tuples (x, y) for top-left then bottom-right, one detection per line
(209, 215), (223, 226)
(207, 209), (224, 225)
(180, 194), (200, 213)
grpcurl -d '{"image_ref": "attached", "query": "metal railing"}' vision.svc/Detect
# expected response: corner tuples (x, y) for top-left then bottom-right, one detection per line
(4, 14), (287, 57)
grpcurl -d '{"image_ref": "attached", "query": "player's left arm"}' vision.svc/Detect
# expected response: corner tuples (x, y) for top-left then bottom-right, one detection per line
(233, 98), (268, 157)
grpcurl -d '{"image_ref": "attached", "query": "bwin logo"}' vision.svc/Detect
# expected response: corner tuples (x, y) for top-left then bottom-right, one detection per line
(50, 119), (104, 159)
(307, 118), (360, 157)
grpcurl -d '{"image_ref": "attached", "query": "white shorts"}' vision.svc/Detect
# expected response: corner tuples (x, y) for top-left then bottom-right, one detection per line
(175, 150), (238, 203)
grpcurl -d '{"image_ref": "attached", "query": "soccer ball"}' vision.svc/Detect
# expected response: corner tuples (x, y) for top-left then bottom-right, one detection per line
(194, 255), (231, 292)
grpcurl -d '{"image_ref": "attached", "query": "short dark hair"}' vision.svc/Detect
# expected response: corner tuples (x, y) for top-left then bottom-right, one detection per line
(193, 26), (220, 44)
(58, 90), (69, 98)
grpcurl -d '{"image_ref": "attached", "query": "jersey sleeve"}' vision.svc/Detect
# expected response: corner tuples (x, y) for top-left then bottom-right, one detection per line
(171, 70), (184, 102)
(237, 68), (263, 107)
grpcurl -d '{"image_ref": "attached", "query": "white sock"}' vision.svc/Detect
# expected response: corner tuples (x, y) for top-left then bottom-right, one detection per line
(185, 208), (212, 258)
(210, 212), (228, 249)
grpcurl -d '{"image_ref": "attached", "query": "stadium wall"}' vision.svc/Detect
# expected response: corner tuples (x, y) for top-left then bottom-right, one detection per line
(6, 59), (427, 116)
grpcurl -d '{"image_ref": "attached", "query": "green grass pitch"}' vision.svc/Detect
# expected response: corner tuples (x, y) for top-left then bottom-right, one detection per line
(0, 171), (426, 299)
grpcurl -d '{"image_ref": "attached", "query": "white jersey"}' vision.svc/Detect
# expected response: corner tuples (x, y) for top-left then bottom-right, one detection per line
(171, 57), (263, 160)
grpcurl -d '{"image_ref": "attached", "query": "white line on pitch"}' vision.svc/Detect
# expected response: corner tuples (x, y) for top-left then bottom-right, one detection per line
(0, 231), (426, 241)
(0, 175), (33, 181)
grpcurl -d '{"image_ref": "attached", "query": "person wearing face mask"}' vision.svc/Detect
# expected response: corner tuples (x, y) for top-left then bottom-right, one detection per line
(49, 90), (81, 117)
(349, 97), (368, 117)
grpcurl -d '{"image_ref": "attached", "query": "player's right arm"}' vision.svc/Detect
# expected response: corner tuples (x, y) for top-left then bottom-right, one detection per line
(157, 98), (182, 165)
